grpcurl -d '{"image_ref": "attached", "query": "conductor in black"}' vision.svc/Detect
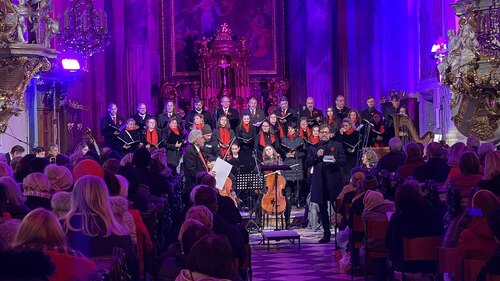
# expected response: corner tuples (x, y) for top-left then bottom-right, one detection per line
(305, 124), (346, 243)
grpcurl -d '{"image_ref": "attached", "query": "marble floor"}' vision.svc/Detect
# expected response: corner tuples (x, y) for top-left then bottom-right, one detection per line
(248, 227), (371, 281)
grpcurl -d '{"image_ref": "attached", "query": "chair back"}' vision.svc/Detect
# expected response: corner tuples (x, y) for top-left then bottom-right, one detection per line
(402, 236), (443, 261)
(463, 259), (487, 281)
(352, 215), (364, 233)
(365, 220), (388, 240)
(345, 203), (352, 220)
(437, 247), (459, 274)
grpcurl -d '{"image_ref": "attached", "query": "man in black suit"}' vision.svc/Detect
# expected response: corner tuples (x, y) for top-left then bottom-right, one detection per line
(215, 96), (239, 129)
(383, 95), (401, 139)
(305, 124), (346, 243)
(100, 103), (126, 151)
(241, 97), (265, 126)
(185, 98), (213, 130)
(5, 145), (25, 164)
(360, 96), (381, 123)
(130, 103), (153, 132)
(333, 95), (350, 121)
(299, 97), (324, 128)
(183, 129), (214, 192)
(273, 96), (297, 126)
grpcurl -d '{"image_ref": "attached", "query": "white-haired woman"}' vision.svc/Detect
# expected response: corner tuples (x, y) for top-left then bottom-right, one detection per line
(62, 175), (139, 280)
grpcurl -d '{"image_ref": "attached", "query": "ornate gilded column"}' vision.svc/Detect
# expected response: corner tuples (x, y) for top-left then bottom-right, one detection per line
(439, 0), (500, 141)
(0, 0), (57, 134)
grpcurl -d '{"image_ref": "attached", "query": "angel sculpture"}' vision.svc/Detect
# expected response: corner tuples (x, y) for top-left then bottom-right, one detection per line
(14, 0), (30, 43)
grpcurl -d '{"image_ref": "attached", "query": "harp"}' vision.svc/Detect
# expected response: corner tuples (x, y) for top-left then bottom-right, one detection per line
(393, 114), (434, 146)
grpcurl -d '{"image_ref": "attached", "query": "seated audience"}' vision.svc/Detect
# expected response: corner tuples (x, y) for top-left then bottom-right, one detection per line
(44, 164), (73, 192)
(478, 142), (495, 167)
(385, 180), (444, 273)
(0, 161), (14, 178)
(23, 173), (52, 210)
(413, 142), (451, 183)
(62, 175), (139, 280)
(192, 185), (245, 268)
(0, 176), (30, 219)
(12, 208), (96, 281)
(445, 142), (466, 182)
(376, 137), (406, 173)
(396, 142), (425, 179)
(362, 190), (395, 251)
(448, 151), (483, 196)
(51, 191), (71, 218)
(476, 151), (500, 195)
(476, 207), (500, 281)
(72, 159), (104, 181)
(0, 186), (21, 251)
(176, 234), (238, 281)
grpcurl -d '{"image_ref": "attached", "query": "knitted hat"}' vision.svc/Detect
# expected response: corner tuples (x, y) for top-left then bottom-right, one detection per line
(362, 174), (379, 190)
(188, 130), (203, 144)
(44, 164), (73, 192)
(201, 125), (212, 135)
(23, 172), (51, 197)
(72, 159), (104, 181)
(351, 172), (365, 182)
(363, 190), (384, 211)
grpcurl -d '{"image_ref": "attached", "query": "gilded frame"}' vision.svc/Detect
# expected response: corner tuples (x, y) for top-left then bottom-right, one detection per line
(160, 0), (284, 81)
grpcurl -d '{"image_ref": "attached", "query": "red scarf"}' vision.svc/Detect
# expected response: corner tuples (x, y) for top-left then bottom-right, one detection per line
(171, 127), (180, 135)
(288, 132), (296, 140)
(146, 129), (159, 145)
(327, 117), (334, 125)
(299, 127), (311, 139)
(195, 123), (203, 130)
(242, 123), (250, 133)
(310, 136), (320, 145)
(219, 128), (231, 156)
(259, 132), (275, 147)
(345, 127), (355, 135)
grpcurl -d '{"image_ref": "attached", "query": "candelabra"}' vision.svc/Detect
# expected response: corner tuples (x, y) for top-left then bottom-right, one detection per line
(61, 0), (109, 70)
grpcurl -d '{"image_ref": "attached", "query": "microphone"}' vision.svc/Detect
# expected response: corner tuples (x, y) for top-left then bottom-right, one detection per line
(363, 119), (374, 127)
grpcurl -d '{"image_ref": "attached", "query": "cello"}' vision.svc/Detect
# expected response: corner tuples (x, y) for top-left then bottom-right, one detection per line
(261, 171), (287, 215)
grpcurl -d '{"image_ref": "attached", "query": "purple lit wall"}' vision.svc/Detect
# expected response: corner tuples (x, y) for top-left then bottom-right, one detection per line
(57, 0), (458, 139)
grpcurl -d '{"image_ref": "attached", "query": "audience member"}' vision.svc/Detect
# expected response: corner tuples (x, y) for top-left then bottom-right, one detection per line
(12, 208), (96, 281)
(476, 207), (500, 281)
(23, 173), (51, 210)
(413, 142), (451, 182)
(0, 161), (14, 178)
(0, 185), (21, 251)
(376, 137), (406, 173)
(445, 142), (466, 182)
(0, 176), (30, 219)
(72, 159), (104, 181)
(448, 151), (483, 195)
(477, 151), (500, 195)
(478, 142), (495, 167)
(385, 180), (444, 273)
(51, 191), (71, 218)
(178, 234), (237, 281)
(44, 164), (73, 192)
(396, 142), (425, 179)
(62, 175), (139, 280)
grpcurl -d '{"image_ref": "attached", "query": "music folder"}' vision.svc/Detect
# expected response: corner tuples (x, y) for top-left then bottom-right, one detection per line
(280, 143), (303, 153)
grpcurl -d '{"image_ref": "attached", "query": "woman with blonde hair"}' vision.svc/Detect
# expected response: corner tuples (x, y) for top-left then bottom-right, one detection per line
(23, 172), (51, 210)
(0, 176), (29, 219)
(13, 208), (96, 281)
(63, 175), (139, 279)
(477, 150), (500, 195)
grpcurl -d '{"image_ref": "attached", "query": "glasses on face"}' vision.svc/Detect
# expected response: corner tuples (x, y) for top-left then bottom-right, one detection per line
(320, 131), (329, 134)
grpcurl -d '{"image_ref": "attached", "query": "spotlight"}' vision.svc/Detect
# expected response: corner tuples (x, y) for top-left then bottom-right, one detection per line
(61, 59), (81, 71)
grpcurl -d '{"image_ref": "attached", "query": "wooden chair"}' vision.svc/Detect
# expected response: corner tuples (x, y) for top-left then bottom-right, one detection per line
(463, 258), (487, 281)
(364, 220), (389, 281)
(334, 198), (342, 243)
(350, 214), (365, 280)
(393, 236), (443, 281)
(89, 247), (130, 281)
(436, 247), (459, 281)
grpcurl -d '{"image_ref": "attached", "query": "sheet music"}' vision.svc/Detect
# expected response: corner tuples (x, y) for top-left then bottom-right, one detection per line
(212, 158), (233, 190)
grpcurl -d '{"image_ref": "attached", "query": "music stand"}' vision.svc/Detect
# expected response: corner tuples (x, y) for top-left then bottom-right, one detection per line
(236, 173), (264, 232)
(261, 165), (291, 231)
